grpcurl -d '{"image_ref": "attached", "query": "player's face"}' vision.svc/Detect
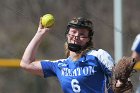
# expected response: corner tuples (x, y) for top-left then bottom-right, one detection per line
(67, 28), (90, 46)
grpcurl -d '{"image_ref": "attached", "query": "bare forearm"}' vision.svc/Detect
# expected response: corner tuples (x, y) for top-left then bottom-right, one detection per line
(20, 19), (51, 76)
(22, 33), (43, 62)
(20, 29), (49, 76)
(21, 27), (49, 65)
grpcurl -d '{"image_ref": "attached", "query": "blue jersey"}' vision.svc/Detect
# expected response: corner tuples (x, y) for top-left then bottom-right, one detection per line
(41, 49), (114, 93)
(131, 34), (140, 54)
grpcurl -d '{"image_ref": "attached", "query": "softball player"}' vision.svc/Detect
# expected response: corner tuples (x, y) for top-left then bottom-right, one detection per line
(20, 17), (114, 93)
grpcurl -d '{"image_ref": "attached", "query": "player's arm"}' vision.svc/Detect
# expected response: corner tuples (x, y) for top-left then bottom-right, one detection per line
(20, 19), (50, 77)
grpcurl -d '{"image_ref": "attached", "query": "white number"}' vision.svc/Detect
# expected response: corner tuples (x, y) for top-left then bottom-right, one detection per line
(71, 79), (81, 93)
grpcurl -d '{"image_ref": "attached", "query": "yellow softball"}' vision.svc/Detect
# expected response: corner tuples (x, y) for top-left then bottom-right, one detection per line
(41, 14), (55, 28)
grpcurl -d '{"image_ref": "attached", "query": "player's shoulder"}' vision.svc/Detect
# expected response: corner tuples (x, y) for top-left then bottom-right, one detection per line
(87, 49), (115, 70)
(42, 59), (67, 63)
(52, 59), (67, 63)
(42, 59), (68, 68)
(87, 49), (113, 62)
(87, 49), (110, 56)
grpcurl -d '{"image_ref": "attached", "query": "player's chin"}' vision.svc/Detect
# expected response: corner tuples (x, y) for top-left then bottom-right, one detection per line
(72, 43), (82, 46)
(71, 41), (81, 44)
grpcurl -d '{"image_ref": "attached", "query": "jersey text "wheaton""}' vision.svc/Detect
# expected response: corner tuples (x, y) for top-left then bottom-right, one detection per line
(61, 66), (96, 76)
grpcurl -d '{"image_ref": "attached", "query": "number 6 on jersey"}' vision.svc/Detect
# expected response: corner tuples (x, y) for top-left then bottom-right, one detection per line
(71, 79), (81, 93)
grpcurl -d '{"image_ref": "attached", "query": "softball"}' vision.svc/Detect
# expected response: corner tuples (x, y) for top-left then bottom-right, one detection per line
(41, 14), (55, 28)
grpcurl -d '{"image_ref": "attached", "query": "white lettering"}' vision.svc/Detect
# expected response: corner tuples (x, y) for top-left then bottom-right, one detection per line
(83, 67), (89, 75)
(61, 66), (96, 76)
(72, 69), (77, 76)
(77, 68), (81, 76)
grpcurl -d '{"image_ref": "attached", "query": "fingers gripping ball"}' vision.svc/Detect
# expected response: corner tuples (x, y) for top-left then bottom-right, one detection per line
(41, 14), (55, 28)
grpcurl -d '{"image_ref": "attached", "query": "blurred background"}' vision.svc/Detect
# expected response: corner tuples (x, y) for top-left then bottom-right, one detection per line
(0, 0), (140, 93)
